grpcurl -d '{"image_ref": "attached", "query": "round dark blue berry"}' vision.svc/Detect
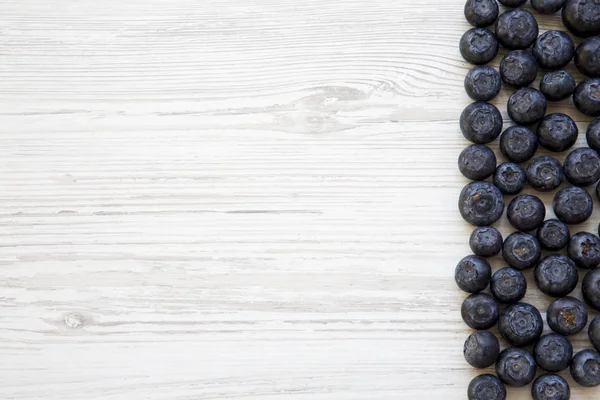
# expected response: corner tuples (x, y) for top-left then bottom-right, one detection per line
(526, 156), (564, 192)
(455, 254), (492, 293)
(507, 194), (545, 231)
(537, 219), (570, 251)
(574, 78), (600, 117)
(465, 0), (500, 27)
(499, 302), (544, 346)
(459, 144), (496, 181)
(491, 267), (527, 304)
(496, 348), (537, 387)
(464, 330), (500, 368)
(468, 374), (506, 400)
(553, 186), (593, 224)
(582, 268), (600, 310)
(533, 333), (573, 373)
(493, 162), (526, 195)
(533, 30), (575, 70)
(570, 349), (600, 387)
(547, 296), (588, 336)
(562, 0), (600, 38)
(563, 147), (600, 186)
(531, 374), (570, 400)
(460, 28), (500, 65)
(465, 66), (502, 101)
(508, 88), (547, 125)
(495, 9), (539, 50)
(540, 70), (576, 101)
(586, 117), (600, 152)
(461, 293), (500, 329)
(503, 232), (541, 270)
(590, 316), (600, 352)
(537, 113), (578, 152)
(469, 226), (503, 257)
(460, 102), (503, 144)
(459, 181), (505, 226)
(568, 232), (600, 269)
(500, 50), (539, 88)
(532, 0), (568, 14)
(534, 254), (578, 297)
(575, 36), (600, 77)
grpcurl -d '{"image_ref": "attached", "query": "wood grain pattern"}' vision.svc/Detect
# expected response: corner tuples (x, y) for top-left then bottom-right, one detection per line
(0, 0), (599, 398)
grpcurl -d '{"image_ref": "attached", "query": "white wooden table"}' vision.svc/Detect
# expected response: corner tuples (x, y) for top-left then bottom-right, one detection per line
(0, 0), (598, 398)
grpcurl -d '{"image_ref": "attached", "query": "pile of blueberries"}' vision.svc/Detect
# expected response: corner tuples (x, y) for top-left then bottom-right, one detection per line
(457, 0), (600, 399)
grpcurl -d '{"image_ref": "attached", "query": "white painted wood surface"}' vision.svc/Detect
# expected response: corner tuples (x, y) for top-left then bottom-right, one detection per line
(0, 0), (599, 398)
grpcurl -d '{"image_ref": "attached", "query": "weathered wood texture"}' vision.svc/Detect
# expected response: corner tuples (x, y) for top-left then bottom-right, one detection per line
(0, 0), (598, 398)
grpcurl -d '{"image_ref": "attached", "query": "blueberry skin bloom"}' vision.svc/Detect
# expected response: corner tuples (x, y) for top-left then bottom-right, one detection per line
(547, 296), (588, 336)
(537, 113), (578, 152)
(495, 9), (539, 50)
(493, 162), (526, 195)
(563, 147), (600, 186)
(574, 78), (600, 117)
(459, 182), (504, 226)
(468, 374), (507, 400)
(503, 232), (541, 270)
(464, 330), (500, 368)
(582, 268), (600, 310)
(465, 0), (500, 27)
(500, 126), (538, 163)
(461, 293), (500, 329)
(568, 232), (600, 269)
(460, 28), (500, 65)
(532, 0), (568, 14)
(455, 255), (492, 293)
(496, 348), (537, 387)
(508, 88), (547, 125)
(533, 333), (573, 373)
(460, 102), (503, 144)
(531, 374), (570, 400)
(534, 254), (578, 297)
(499, 302), (544, 346)
(540, 70), (576, 101)
(570, 349), (600, 387)
(553, 186), (593, 224)
(575, 36), (600, 77)
(491, 267), (527, 304)
(500, 50), (539, 88)
(586, 117), (600, 152)
(459, 144), (497, 181)
(464, 66), (502, 101)
(562, 0), (600, 38)
(537, 219), (571, 251)
(526, 156), (564, 192)
(469, 226), (503, 257)
(507, 194), (546, 231)
(533, 30), (575, 70)
(590, 316), (600, 351)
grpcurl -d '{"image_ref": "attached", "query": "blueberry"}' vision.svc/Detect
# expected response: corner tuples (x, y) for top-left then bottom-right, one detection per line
(532, 30), (575, 70)
(493, 162), (526, 195)
(574, 78), (600, 117)
(537, 113), (578, 152)
(455, 255), (492, 293)
(498, 0), (528, 6)
(547, 296), (588, 336)
(533, 333), (573, 373)
(582, 268), (600, 310)
(575, 36), (600, 77)
(590, 316), (600, 351)
(459, 144), (497, 180)
(465, 0), (500, 27)
(469, 226), (503, 257)
(499, 302), (544, 346)
(531, 374), (570, 400)
(500, 50), (539, 88)
(461, 293), (500, 329)
(534, 254), (578, 297)
(526, 156), (564, 192)
(500, 125), (538, 163)
(495, 9), (539, 50)
(503, 232), (541, 270)
(540, 70), (576, 101)
(508, 88), (547, 125)
(537, 219), (571, 251)
(563, 147), (600, 186)
(570, 349), (600, 387)
(532, 0), (568, 14)
(464, 330), (500, 368)
(460, 28), (500, 65)
(586, 117), (600, 152)
(491, 267), (527, 304)
(562, 0), (600, 38)
(465, 66), (502, 101)
(507, 194), (546, 231)
(459, 181), (505, 226)
(468, 374), (507, 400)
(460, 102), (503, 143)
(553, 186), (593, 224)
(495, 347), (537, 387)
(568, 231), (600, 269)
